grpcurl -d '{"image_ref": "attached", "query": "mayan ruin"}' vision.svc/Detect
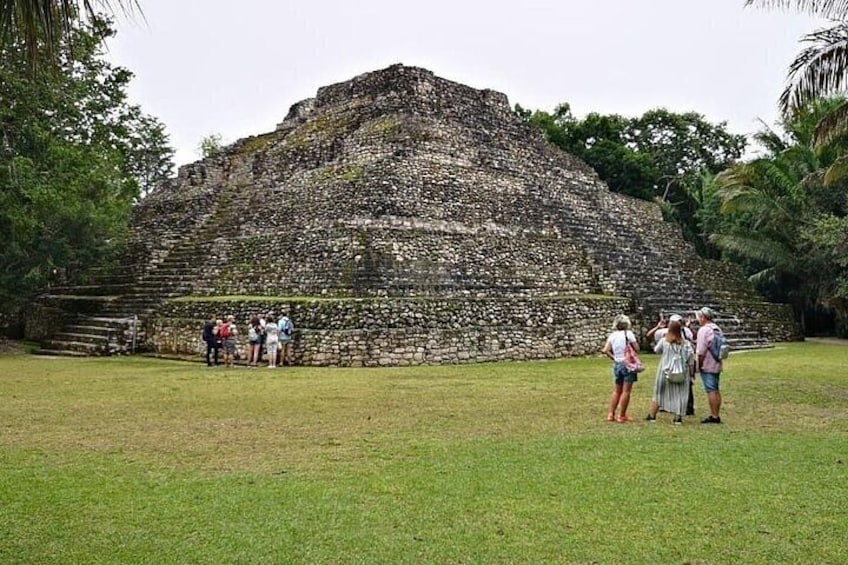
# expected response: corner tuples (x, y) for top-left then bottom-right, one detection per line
(28, 64), (801, 365)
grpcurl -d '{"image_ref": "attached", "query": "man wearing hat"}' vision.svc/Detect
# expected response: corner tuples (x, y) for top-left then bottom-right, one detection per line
(696, 307), (723, 424)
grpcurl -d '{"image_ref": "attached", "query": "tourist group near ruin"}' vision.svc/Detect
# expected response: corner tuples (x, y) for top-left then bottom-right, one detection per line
(27, 65), (799, 378)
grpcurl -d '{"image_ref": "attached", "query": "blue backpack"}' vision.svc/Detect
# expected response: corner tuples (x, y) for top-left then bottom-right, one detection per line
(709, 328), (730, 360)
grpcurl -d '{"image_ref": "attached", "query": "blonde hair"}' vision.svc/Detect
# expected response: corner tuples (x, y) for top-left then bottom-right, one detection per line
(613, 314), (631, 331)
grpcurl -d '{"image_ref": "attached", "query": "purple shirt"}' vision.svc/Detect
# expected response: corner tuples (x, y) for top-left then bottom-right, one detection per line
(696, 322), (722, 373)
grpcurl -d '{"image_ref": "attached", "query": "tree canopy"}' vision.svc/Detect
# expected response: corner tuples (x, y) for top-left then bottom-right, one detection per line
(0, 16), (173, 313)
(516, 103), (746, 253)
(709, 98), (848, 333)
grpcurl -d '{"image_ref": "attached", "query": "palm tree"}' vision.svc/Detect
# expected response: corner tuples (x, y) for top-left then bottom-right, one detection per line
(0, 1), (140, 65)
(712, 98), (848, 330)
(745, 1), (848, 145)
(745, 1), (848, 19)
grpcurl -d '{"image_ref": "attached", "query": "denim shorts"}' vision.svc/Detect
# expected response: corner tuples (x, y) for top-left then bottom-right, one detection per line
(613, 362), (638, 384)
(701, 372), (721, 393)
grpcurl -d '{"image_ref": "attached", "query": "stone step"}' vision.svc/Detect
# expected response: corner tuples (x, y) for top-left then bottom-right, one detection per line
(42, 339), (109, 355)
(105, 295), (163, 304)
(138, 273), (196, 281)
(65, 324), (119, 337)
(44, 283), (134, 295)
(150, 260), (193, 270)
(96, 310), (153, 319)
(32, 348), (91, 357)
(52, 331), (116, 344)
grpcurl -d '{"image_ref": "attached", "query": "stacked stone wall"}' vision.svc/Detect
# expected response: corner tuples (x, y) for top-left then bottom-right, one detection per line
(206, 227), (594, 298)
(151, 295), (630, 366)
(719, 300), (802, 341)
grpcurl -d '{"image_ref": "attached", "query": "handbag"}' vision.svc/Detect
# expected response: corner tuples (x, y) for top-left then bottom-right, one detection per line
(624, 341), (645, 373)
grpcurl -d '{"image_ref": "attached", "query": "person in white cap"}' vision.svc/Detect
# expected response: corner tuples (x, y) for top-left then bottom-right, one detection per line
(648, 313), (694, 344)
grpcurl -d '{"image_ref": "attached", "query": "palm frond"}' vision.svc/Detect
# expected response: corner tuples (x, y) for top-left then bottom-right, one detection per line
(748, 266), (780, 286)
(814, 100), (848, 147)
(0, 1), (141, 65)
(799, 167), (826, 192)
(823, 153), (848, 184)
(780, 23), (848, 115)
(709, 232), (794, 267)
(751, 119), (789, 155)
(779, 143), (820, 174)
(744, 0), (848, 19)
(756, 159), (804, 196)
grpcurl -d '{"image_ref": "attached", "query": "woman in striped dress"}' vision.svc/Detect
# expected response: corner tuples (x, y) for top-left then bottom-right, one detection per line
(646, 319), (693, 424)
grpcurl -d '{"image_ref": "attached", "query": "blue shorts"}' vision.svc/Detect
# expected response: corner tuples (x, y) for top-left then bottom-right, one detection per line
(613, 362), (638, 384)
(701, 372), (721, 393)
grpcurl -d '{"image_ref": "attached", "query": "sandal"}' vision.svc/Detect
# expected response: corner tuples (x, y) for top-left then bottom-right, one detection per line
(606, 412), (616, 422)
(616, 415), (633, 423)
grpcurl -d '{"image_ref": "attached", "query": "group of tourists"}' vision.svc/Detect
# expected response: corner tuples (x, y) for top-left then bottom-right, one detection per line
(602, 306), (725, 425)
(201, 313), (295, 369)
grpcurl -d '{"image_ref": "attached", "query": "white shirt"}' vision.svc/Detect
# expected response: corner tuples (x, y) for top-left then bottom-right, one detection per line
(605, 330), (637, 363)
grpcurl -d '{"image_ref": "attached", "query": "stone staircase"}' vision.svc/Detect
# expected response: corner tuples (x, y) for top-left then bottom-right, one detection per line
(552, 188), (772, 352)
(36, 251), (205, 356)
(34, 181), (240, 357)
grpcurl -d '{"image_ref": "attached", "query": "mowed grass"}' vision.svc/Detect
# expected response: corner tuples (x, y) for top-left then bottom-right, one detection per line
(0, 342), (846, 564)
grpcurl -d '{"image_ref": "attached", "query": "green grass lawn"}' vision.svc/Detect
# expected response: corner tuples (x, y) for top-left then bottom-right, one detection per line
(1, 342), (846, 564)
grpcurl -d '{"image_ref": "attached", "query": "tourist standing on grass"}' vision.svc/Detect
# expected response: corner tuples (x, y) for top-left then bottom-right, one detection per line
(265, 315), (279, 369)
(602, 314), (639, 423)
(278, 314), (294, 366)
(646, 319), (693, 425)
(682, 313), (697, 416)
(247, 315), (262, 367)
(696, 307), (723, 424)
(649, 313), (697, 416)
(220, 315), (238, 368)
(257, 313), (267, 364)
(202, 316), (220, 367)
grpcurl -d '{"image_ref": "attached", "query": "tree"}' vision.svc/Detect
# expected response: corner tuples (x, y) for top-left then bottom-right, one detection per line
(0, 0), (140, 66)
(518, 103), (657, 200)
(0, 16), (173, 311)
(123, 111), (175, 198)
(517, 104), (746, 252)
(745, 1), (848, 146)
(710, 98), (848, 333)
(198, 133), (224, 158)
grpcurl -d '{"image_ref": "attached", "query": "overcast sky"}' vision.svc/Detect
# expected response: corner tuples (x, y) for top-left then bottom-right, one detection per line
(107, 0), (823, 167)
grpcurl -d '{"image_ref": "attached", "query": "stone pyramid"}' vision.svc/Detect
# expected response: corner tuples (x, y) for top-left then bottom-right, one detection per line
(29, 64), (799, 364)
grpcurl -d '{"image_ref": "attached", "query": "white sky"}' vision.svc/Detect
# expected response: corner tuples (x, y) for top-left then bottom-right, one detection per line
(107, 0), (824, 167)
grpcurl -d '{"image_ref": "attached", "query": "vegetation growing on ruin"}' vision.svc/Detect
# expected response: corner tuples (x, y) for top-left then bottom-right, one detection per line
(236, 132), (278, 155)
